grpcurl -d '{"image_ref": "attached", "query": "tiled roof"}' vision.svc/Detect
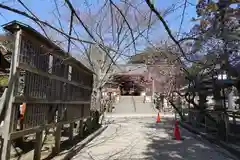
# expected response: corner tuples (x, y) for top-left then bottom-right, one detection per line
(114, 64), (147, 75)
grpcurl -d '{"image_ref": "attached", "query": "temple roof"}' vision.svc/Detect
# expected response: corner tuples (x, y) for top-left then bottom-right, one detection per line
(113, 64), (147, 75)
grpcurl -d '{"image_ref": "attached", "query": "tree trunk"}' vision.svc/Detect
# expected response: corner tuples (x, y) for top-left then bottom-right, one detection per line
(91, 88), (102, 111)
(169, 100), (185, 121)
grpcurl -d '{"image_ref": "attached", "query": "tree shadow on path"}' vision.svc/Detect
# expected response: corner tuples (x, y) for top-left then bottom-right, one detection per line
(142, 118), (235, 160)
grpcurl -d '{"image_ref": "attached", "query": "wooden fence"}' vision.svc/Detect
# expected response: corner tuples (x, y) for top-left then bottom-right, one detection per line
(0, 21), (93, 160)
(185, 109), (240, 142)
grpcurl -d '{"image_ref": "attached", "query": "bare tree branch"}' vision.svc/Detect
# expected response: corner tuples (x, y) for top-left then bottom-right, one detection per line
(109, 0), (137, 54)
(145, 0), (196, 66)
(0, 3), (95, 44)
(177, 0), (188, 39)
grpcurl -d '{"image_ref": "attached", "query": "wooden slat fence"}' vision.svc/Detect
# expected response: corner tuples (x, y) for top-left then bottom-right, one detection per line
(0, 21), (93, 160)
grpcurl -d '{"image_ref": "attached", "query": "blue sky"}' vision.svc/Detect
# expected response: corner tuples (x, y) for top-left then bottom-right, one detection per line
(0, 0), (198, 58)
(154, 0), (197, 33)
(0, 0), (197, 34)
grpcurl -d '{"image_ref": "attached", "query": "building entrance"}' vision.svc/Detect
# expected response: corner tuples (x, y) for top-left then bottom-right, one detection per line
(112, 75), (145, 96)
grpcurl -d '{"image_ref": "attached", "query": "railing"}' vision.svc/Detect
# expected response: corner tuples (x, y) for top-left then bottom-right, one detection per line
(185, 109), (240, 142)
(187, 109), (218, 132)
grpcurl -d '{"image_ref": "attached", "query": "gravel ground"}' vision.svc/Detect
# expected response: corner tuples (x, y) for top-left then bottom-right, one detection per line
(72, 116), (237, 160)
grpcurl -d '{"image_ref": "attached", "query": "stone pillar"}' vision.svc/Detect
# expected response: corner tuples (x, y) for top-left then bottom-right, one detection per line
(236, 81), (240, 109)
(228, 87), (234, 109)
(198, 93), (207, 127)
(213, 87), (223, 110)
(199, 93), (207, 109)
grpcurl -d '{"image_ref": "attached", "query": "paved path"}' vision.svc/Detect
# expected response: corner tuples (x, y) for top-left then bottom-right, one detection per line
(72, 117), (237, 160)
(72, 97), (236, 159)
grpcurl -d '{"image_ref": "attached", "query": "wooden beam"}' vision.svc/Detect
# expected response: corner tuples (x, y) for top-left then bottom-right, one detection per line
(14, 96), (91, 104)
(78, 119), (83, 137)
(34, 131), (43, 160)
(18, 63), (92, 90)
(9, 116), (90, 140)
(54, 125), (61, 155)
(69, 122), (74, 141)
(1, 26), (21, 160)
(0, 88), (7, 120)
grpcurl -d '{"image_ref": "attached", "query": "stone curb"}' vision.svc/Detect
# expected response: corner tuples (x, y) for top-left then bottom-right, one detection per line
(179, 122), (240, 159)
(53, 125), (108, 160)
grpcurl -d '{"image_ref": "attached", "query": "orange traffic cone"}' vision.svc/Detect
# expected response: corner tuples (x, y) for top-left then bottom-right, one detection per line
(174, 120), (181, 140)
(156, 113), (161, 123)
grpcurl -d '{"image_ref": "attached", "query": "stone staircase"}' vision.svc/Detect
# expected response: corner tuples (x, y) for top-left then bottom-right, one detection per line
(113, 96), (157, 114)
